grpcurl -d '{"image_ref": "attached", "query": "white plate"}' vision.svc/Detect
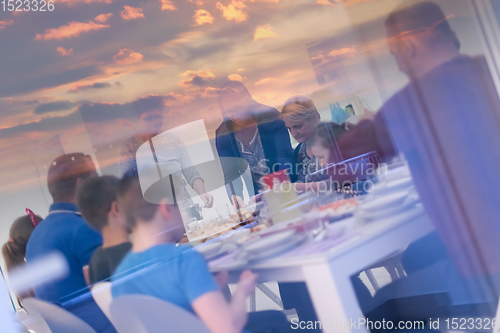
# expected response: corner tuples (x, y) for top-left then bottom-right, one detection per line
(244, 230), (296, 254)
(362, 195), (418, 221)
(246, 234), (305, 261)
(361, 191), (409, 212)
(218, 228), (251, 243)
(204, 243), (238, 260)
(210, 257), (249, 271)
(386, 177), (413, 191)
(195, 241), (223, 258)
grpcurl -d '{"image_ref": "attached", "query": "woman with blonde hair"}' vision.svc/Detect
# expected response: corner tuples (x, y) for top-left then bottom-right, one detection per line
(281, 96), (323, 183)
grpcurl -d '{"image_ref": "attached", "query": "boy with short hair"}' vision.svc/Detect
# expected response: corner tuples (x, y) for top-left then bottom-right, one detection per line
(112, 174), (292, 333)
(77, 175), (132, 285)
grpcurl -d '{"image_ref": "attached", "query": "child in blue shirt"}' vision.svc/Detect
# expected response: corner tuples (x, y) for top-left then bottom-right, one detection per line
(111, 173), (270, 333)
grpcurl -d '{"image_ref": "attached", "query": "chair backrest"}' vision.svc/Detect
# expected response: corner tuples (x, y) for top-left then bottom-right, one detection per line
(16, 308), (52, 333)
(22, 298), (97, 333)
(91, 282), (113, 321)
(109, 295), (211, 333)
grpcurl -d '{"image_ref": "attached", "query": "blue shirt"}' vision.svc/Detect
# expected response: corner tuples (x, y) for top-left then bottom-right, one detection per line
(111, 244), (219, 313)
(26, 202), (103, 306)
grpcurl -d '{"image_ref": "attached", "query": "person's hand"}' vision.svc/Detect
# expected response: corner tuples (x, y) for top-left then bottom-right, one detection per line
(231, 195), (246, 211)
(214, 270), (229, 290)
(248, 192), (264, 206)
(179, 234), (189, 244)
(235, 270), (257, 298)
(200, 193), (214, 208)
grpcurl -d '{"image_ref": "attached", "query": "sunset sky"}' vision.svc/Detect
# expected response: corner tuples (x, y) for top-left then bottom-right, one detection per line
(0, 0), (492, 254)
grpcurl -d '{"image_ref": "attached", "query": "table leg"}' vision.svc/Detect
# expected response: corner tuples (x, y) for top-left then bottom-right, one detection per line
(302, 262), (368, 333)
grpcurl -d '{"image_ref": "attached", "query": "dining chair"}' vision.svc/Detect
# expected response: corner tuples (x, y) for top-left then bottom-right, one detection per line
(364, 251), (406, 292)
(109, 295), (211, 333)
(15, 308), (52, 333)
(91, 282), (113, 322)
(21, 298), (97, 333)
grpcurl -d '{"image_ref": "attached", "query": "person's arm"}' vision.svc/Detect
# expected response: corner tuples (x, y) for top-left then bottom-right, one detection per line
(270, 119), (295, 179)
(73, 224), (103, 267)
(175, 138), (214, 207)
(82, 265), (90, 286)
(216, 134), (245, 200)
(192, 271), (257, 333)
(181, 250), (256, 333)
(192, 179), (214, 208)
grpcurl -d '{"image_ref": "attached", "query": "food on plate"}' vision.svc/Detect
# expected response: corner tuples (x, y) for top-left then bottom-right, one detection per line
(319, 198), (358, 221)
(319, 198), (358, 212)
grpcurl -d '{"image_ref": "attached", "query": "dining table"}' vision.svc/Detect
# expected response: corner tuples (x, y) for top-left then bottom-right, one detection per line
(205, 163), (435, 333)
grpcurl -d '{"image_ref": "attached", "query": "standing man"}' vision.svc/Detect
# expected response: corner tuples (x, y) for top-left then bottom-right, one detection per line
(26, 153), (116, 333)
(339, 0), (500, 322)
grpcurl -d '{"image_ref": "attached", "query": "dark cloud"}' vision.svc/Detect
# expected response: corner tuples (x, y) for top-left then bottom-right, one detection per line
(34, 100), (76, 114)
(78, 102), (135, 123)
(0, 112), (81, 140)
(114, 82), (123, 88)
(67, 82), (112, 94)
(130, 95), (165, 114)
(0, 65), (101, 99)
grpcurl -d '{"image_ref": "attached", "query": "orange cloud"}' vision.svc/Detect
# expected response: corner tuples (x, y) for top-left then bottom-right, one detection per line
(181, 69), (216, 79)
(113, 49), (144, 64)
(160, 0), (177, 10)
(95, 13), (113, 23)
(0, 19), (13, 29)
(237, 68), (244, 73)
(120, 6), (145, 20)
(344, 0), (372, 4)
(254, 77), (275, 85)
(34, 21), (110, 40)
(253, 24), (279, 41)
(216, 1), (247, 22)
(57, 0), (112, 4)
(228, 74), (243, 82)
(328, 46), (358, 58)
(314, 0), (336, 6)
(193, 9), (214, 26)
(56, 47), (73, 56)
(180, 70), (216, 87)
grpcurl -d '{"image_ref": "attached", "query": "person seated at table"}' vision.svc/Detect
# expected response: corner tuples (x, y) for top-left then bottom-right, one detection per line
(25, 153), (116, 333)
(308, 121), (352, 166)
(118, 95), (213, 209)
(2, 210), (43, 301)
(77, 175), (131, 285)
(111, 173), (292, 333)
(280, 96), (321, 183)
(215, 81), (295, 210)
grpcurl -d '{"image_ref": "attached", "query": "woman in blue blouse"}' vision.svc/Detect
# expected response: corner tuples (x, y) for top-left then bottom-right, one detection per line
(215, 81), (295, 208)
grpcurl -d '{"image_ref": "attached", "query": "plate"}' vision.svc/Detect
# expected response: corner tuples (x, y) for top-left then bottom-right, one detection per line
(244, 230), (296, 254)
(210, 257), (249, 271)
(361, 191), (409, 212)
(204, 243), (238, 260)
(362, 195), (418, 221)
(195, 241), (222, 258)
(386, 177), (413, 191)
(246, 234), (305, 261)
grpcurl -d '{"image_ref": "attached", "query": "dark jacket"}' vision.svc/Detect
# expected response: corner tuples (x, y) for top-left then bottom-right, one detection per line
(215, 106), (294, 199)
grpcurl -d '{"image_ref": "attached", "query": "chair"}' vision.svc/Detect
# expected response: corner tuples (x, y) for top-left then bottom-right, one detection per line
(16, 308), (52, 333)
(364, 251), (406, 292)
(21, 298), (97, 333)
(91, 282), (113, 321)
(110, 295), (211, 333)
